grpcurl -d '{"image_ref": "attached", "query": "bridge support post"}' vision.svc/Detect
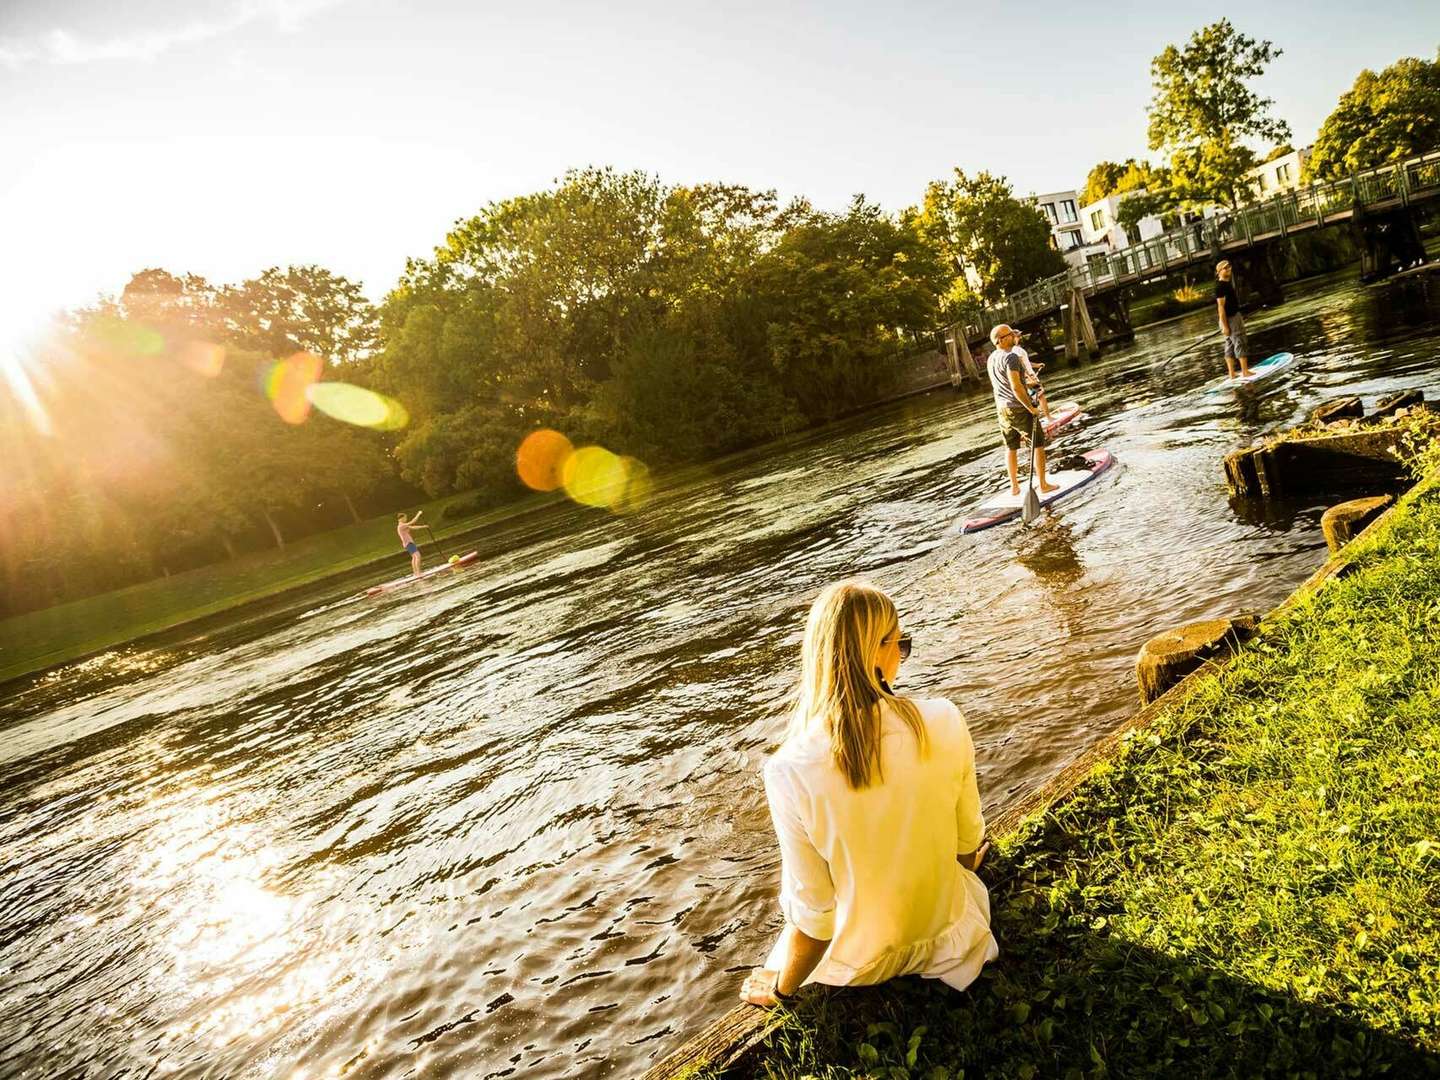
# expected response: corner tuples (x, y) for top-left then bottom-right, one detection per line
(1233, 247), (1284, 308)
(1064, 288), (1099, 358)
(1352, 201), (1428, 283)
(942, 329), (964, 387)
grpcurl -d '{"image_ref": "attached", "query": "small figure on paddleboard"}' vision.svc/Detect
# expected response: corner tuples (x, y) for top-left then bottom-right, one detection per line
(397, 511), (424, 577)
(988, 325), (1058, 498)
(1010, 331), (1052, 421)
(1215, 260), (1252, 382)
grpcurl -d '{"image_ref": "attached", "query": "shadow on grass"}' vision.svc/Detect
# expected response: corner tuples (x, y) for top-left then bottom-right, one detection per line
(750, 851), (1439, 1079)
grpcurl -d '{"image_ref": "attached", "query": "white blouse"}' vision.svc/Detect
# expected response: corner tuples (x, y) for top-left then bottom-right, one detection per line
(762, 696), (998, 989)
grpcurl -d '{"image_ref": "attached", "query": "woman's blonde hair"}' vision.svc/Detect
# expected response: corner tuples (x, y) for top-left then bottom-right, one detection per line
(789, 580), (926, 790)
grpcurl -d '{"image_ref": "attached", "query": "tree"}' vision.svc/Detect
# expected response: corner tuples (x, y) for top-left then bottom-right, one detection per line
(915, 171), (1067, 307)
(218, 265), (379, 367)
(1307, 52), (1440, 181)
(1079, 160), (1157, 207)
(1146, 20), (1290, 208)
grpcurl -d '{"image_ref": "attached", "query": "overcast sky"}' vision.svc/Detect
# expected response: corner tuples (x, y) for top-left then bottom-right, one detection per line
(2, 0), (1437, 349)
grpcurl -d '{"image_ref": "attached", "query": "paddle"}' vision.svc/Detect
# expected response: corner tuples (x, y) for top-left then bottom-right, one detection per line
(1155, 330), (1220, 371)
(1021, 412), (1041, 525)
(419, 524), (447, 561)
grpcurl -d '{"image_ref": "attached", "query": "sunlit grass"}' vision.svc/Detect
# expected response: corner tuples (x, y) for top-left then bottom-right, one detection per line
(755, 476), (1440, 1077)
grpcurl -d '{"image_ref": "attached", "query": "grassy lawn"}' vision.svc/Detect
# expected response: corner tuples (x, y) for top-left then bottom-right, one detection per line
(751, 476), (1440, 1078)
(0, 489), (563, 685)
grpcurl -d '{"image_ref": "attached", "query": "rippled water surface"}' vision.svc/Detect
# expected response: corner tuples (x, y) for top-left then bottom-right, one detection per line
(4, 273), (1440, 1078)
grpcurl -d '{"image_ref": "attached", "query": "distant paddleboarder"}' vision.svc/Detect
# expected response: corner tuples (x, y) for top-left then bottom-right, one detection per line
(397, 511), (424, 577)
(988, 325), (1057, 498)
(1010, 331), (1052, 421)
(1215, 260), (1252, 381)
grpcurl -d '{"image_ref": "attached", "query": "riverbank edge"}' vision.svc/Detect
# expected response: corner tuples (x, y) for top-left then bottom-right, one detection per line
(642, 468), (1440, 1079)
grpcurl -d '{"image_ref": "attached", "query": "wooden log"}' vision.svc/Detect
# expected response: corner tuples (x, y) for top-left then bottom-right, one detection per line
(1265, 429), (1409, 495)
(1136, 614), (1259, 705)
(1371, 389), (1423, 421)
(638, 1001), (784, 1080)
(1224, 447), (1262, 497)
(1321, 495), (1392, 553)
(1310, 396), (1363, 425)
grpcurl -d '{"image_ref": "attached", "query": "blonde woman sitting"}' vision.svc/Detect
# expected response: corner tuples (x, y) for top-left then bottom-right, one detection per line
(741, 580), (996, 1007)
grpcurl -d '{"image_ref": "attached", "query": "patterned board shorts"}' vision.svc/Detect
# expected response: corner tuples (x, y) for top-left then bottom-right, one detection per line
(1224, 312), (1249, 360)
(998, 406), (1048, 451)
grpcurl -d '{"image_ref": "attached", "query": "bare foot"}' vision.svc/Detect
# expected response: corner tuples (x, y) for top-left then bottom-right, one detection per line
(1038, 482), (1059, 494)
(1010, 487), (1022, 497)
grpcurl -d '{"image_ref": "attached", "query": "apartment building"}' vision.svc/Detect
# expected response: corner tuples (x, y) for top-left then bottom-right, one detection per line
(1246, 146), (1313, 200)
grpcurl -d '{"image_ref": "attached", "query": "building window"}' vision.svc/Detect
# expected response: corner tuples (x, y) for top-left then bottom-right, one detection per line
(1040, 202), (1058, 225)
(1064, 231), (1084, 250)
(1258, 172), (1269, 191)
(1276, 162), (1292, 185)
(1090, 208), (1106, 231)
(1060, 199), (1078, 223)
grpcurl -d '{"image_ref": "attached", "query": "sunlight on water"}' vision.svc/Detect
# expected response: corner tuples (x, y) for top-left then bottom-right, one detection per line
(2, 274), (1439, 1077)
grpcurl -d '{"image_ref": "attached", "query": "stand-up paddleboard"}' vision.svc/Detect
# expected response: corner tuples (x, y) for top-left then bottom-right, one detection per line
(366, 551), (480, 596)
(961, 450), (1115, 534)
(1042, 400), (1083, 438)
(1205, 352), (1294, 392)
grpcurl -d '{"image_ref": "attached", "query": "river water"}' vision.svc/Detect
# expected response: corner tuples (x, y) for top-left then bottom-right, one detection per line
(3, 272), (1439, 1079)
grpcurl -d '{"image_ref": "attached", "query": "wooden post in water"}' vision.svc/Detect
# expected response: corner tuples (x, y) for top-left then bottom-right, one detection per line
(943, 329), (964, 387)
(1067, 288), (1099, 355)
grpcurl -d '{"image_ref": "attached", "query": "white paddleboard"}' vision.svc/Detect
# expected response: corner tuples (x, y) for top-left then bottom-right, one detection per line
(1205, 352), (1294, 392)
(366, 550), (480, 596)
(961, 450), (1115, 533)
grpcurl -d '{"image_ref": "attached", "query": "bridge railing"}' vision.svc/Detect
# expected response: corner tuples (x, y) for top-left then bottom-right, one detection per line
(956, 146), (1440, 339)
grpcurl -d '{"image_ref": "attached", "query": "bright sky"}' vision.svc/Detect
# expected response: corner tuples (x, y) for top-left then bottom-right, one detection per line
(2, 0), (1437, 355)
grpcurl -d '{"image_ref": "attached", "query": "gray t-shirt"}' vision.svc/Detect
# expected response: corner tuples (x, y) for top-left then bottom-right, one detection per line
(987, 348), (1026, 411)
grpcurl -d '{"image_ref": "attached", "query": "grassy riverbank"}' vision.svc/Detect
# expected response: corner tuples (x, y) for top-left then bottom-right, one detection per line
(752, 475), (1440, 1078)
(0, 489), (565, 685)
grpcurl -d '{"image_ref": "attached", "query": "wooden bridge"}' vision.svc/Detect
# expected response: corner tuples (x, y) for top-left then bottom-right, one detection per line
(941, 147), (1440, 381)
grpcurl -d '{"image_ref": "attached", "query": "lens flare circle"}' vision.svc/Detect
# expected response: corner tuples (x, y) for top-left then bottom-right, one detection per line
(181, 341), (226, 378)
(516, 429), (575, 492)
(562, 446), (628, 509)
(263, 352), (324, 425)
(305, 382), (409, 430)
(616, 456), (653, 513)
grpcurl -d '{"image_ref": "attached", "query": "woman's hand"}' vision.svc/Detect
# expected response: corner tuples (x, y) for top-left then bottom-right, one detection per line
(958, 840), (991, 873)
(740, 967), (787, 1007)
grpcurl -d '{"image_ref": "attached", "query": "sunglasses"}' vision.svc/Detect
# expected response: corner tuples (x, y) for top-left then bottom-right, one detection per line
(895, 632), (912, 661)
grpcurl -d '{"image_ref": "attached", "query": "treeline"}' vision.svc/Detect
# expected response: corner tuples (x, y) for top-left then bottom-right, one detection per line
(2, 167), (1058, 616)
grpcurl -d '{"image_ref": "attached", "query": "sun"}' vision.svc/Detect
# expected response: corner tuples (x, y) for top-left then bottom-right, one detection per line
(0, 311), (57, 435)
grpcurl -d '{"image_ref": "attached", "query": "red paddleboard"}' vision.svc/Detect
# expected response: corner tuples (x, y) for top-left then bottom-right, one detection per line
(1042, 400), (1083, 438)
(961, 450), (1115, 533)
(366, 551), (480, 596)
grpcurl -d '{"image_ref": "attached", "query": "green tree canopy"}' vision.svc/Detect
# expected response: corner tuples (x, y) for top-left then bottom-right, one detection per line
(1079, 159), (1160, 207)
(218, 265), (379, 367)
(915, 170), (1067, 308)
(1307, 51), (1440, 181)
(1146, 20), (1291, 208)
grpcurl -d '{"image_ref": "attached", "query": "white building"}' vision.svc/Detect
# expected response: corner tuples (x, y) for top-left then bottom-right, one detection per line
(1029, 189), (1109, 268)
(1077, 190), (1167, 252)
(1245, 146), (1313, 200)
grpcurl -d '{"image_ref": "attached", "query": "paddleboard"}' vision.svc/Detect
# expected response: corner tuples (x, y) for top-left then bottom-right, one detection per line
(961, 450), (1115, 534)
(366, 551), (480, 596)
(1205, 352), (1294, 392)
(1042, 400), (1083, 438)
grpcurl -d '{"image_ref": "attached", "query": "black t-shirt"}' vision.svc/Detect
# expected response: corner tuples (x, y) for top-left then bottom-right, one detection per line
(1216, 279), (1241, 317)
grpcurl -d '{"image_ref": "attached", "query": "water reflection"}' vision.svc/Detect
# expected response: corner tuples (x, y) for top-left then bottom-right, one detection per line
(1, 272), (1438, 1078)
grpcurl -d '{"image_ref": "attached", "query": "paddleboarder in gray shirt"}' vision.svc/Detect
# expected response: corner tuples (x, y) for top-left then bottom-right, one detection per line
(988, 325), (1056, 498)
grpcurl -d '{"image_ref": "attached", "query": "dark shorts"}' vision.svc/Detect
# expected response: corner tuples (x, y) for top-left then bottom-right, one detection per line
(998, 406), (1048, 451)
(404, 541), (419, 555)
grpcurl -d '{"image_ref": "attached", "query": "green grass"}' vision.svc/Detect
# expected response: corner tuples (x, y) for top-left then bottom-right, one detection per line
(0, 488), (564, 684)
(753, 478), (1440, 1078)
